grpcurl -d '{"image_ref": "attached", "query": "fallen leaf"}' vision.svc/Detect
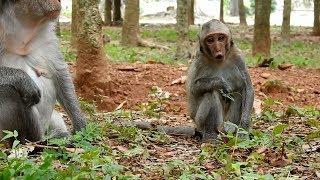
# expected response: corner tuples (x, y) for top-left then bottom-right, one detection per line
(256, 146), (267, 154)
(297, 88), (305, 93)
(171, 76), (187, 85)
(253, 98), (262, 116)
(115, 100), (127, 111)
(178, 67), (188, 71)
(66, 147), (85, 153)
(116, 146), (128, 153)
(260, 73), (271, 79)
(271, 158), (291, 167)
(278, 63), (293, 70)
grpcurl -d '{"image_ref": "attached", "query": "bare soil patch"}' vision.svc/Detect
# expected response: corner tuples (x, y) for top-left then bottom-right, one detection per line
(71, 62), (320, 115)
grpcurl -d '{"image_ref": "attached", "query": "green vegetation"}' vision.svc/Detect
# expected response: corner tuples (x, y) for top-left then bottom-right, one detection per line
(60, 25), (320, 68)
(1, 100), (319, 179)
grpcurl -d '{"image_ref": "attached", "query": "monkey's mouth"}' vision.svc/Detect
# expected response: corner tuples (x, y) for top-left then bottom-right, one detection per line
(215, 54), (224, 61)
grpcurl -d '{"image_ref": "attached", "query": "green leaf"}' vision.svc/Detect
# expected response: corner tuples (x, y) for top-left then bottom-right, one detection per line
(13, 130), (18, 137)
(12, 140), (20, 149)
(306, 119), (320, 129)
(1, 130), (14, 141)
(273, 124), (289, 135)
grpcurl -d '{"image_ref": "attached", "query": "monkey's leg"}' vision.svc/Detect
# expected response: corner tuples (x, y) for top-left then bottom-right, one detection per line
(195, 91), (224, 141)
(47, 110), (71, 139)
(224, 94), (248, 138)
(0, 86), (42, 144)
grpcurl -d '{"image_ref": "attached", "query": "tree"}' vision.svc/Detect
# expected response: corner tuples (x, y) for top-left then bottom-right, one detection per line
(252, 0), (271, 57)
(220, 0), (224, 23)
(176, 0), (189, 59)
(71, 0), (80, 47)
(113, 0), (122, 25)
(75, 0), (108, 100)
(188, 0), (195, 25)
(230, 0), (239, 16)
(55, 19), (61, 36)
(238, 0), (247, 26)
(121, 0), (140, 46)
(104, 0), (112, 26)
(313, 0), (320, 36)
(281, 0), (291, 42)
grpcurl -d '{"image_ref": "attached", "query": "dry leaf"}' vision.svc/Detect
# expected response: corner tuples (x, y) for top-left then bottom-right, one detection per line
(278, 63), (293, 70)
(253, 98), (263, 116)
(116, 146), (128, 153)
(171, 76), (187, 85)
(256, 146), (267, 154)
(115, 100), (127, 111)
(271, 158), (291, 167)
(260, 73), (271, 79)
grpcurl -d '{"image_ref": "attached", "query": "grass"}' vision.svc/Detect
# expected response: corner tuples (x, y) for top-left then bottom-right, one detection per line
(1, 102), (319, 179)
(60, 25), (320, 67)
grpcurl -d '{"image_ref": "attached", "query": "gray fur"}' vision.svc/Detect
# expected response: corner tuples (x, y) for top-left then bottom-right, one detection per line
(0, 0), (86, 144)
(187, 19), (254, 141)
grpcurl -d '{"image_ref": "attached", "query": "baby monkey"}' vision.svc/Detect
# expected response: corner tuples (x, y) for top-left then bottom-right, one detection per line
(187, 19), (254, 141)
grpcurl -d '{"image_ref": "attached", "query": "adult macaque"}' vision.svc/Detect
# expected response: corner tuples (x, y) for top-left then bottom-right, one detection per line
(0, 0), (86, 144)
(187, 19), (254, 141)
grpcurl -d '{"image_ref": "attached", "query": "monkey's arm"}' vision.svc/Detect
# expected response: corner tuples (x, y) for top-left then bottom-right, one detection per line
(236, 59), (254, 131)
(0, 66), (41, 107)
(191, 77), (232, 96)
(51, 53), (86, 133)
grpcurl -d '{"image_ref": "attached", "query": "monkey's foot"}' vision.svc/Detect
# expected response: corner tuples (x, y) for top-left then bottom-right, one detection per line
(201, 132), (222, 144)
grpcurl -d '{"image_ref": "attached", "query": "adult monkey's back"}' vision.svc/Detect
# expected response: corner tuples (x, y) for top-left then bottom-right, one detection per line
(187, 19), (254, 141)
(0, 0), (86, 144)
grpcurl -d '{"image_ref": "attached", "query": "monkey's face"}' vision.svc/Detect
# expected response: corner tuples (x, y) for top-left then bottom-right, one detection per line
(14, 0), (61, 22)
(204, 33), (228, 62)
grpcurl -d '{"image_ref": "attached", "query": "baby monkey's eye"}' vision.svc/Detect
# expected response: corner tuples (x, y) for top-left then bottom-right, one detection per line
(206, 37), (214, 44)
(218, 35), (225, 41)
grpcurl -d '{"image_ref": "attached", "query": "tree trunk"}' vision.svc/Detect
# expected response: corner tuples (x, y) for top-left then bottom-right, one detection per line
(220, 0), (224, 23)
(188, 0), (195, 25)
(252, 0), (271, 57)
(55, 19), (61, 37)
(238, 0), (247, 26)
(113, 0), (122, 25)
(176, 0), (189, 59)
(75, 0), (109, 102)
(230, 0), (239, 16)
(313, 0), (320, 36)
(104, 0), (112, 26)
(71, 0), (80, 47)
(281, 0), (291, 42)
(121, 0), (140, 46)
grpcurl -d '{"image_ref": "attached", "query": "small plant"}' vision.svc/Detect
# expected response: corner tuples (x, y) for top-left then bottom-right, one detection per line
(1, 130), (20, 150)
(260, 97), (283, 121)
(139, 86), (170, 119)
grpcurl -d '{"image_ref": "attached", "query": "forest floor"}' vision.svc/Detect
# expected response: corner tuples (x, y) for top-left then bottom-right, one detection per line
(64, 23), (320, 178)
(67, 61), (320, 179)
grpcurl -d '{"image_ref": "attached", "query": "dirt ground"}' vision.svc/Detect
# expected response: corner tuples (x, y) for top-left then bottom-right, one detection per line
(72, 62), (320, 116)
(66, 62), (320, 178)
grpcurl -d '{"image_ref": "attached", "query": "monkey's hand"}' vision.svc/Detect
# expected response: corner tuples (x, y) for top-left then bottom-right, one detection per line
(220, 80), (232, 94)
(18, 78), (41, 107)
(0, 67), (41, 107)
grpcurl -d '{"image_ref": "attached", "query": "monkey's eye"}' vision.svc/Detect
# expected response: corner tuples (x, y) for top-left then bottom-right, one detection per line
(218, 36), (225, 42)
(206, 37), (214, 44)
